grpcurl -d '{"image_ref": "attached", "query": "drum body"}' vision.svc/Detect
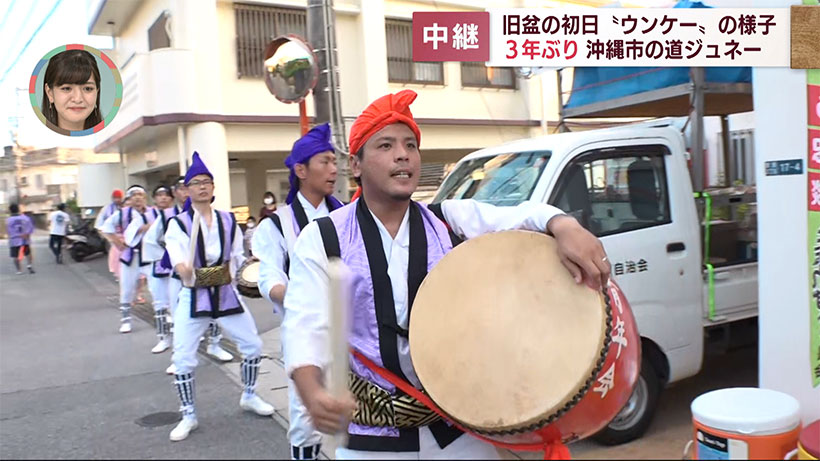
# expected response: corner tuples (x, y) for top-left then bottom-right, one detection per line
(236, 257), (262, 298)
(409, 231), (640, 446)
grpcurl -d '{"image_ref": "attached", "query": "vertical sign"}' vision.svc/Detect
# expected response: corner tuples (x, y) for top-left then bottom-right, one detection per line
(807, 64), (820, 387)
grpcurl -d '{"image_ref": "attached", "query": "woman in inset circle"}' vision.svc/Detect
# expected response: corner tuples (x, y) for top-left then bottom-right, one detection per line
(41, 49), (102, 131)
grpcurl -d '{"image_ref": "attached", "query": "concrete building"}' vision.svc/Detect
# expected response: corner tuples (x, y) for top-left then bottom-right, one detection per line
(0, 146), (120, 216)
(86, 0), (616, 216)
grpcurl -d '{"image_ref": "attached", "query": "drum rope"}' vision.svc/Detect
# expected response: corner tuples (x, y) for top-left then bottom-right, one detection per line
(351, 349), (572, 460)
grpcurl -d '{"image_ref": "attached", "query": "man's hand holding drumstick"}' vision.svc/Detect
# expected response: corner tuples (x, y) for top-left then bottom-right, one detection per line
(547, 215), (611, 291)
(292, 259), (357, 435)
(176, 209), (201, 288)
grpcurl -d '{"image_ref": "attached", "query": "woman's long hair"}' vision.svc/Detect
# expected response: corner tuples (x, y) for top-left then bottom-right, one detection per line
(40, 50), (102, 130)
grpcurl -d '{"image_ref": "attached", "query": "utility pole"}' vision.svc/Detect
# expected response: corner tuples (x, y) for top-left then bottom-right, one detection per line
(307, 0), (350, 201)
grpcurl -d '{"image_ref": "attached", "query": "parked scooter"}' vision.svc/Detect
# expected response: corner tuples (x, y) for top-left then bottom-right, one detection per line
(66, 214), (108, 262)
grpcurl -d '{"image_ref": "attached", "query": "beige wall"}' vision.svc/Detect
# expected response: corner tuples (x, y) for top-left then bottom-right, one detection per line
(97, 0), (574, 208)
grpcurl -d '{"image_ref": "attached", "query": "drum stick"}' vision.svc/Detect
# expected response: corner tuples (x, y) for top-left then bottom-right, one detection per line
(186, 209), (201, 287)
(327, 258), (351, 441)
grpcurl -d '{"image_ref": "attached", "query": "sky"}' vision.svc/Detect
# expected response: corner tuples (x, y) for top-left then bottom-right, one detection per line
(0, 0), (111, 151)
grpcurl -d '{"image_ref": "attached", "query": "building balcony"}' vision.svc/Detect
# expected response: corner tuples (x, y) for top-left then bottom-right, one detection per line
(95, 48), (197, 152)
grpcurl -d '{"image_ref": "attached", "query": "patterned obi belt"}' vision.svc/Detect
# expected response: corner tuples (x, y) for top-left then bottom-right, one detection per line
(194, 263), (231, 288)
(349, 372), (441, 429)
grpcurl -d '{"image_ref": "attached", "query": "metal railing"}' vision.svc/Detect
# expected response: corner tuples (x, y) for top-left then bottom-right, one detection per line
(235, 3), (307, 78)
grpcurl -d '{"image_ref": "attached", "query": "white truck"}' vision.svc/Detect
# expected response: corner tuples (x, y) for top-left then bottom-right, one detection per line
(431, 123), (758, 445)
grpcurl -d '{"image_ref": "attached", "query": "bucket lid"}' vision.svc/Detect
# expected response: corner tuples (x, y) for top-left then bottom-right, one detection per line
(691, 388), (801, 435)
(800, 420), (820, 458)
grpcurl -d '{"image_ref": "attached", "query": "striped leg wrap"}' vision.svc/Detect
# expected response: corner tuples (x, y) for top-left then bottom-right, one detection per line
(174, 372), (196, 417)
(119, 303), (131, 323)
(291, 444), (322, 460)
(208, 322), (222, 344)
(241, 356), (262, 396)
(154, 309), (169, 337)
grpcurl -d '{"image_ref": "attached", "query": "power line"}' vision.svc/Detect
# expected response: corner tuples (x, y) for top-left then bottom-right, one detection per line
(0, 0), (38, 75)
(0, 0), (62, 85)
(0, 0), (17, 38)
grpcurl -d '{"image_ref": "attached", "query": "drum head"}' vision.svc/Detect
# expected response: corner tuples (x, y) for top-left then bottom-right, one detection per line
(239, 259), (260, 285)
(409, 231), (607, 433)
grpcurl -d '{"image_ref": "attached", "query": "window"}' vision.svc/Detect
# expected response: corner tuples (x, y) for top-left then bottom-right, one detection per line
(235, 3), (306, 78)
(386, 19), (443, 84)
(461, 63), (516, 89)
(731, 129), (755, 186)
(148, 11), (171, 51)
(35, 174), (44, 189)
(434, 151), (551, 207)
(20, 176), (27, 186)
(0, 178), (7, 191)
(549, 146), (671, 237)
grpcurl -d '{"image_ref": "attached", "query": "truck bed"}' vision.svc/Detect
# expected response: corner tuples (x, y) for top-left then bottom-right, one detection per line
(702, 262), (758, 326)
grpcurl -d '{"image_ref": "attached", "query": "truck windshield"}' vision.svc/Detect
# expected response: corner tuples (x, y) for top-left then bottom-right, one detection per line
(433, 151), (550, 206)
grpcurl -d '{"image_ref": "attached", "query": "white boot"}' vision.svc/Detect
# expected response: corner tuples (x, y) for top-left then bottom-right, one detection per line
(169, 416), (198, 442)
(165, 363), (177, 375)
(119, 322), (132, 334)
(206, 344), (233, 362)
(152, 338), (171, 354)
(240, 393), (275, 416)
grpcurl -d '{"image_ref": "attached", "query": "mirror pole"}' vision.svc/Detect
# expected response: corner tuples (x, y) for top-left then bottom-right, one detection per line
(299, 100), (310, 136)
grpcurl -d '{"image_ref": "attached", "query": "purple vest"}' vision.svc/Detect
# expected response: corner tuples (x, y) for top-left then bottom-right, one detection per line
(119, 207), (156, 267)
(324, 200), (462, 451)
(173, 209), (243, 319)
(148, 208), (173, 277)
(159, 205), (183, 274)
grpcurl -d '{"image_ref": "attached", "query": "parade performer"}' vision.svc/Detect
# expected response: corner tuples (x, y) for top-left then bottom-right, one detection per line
(165, 153), (274, 442)
(252, 123), (342, 460)
(144, 179), (232, 375)
(282, 90), (611, 458)
(125, 184), (174, 353)
(101, 186), (152, 333)
(95, 189), (124, 280)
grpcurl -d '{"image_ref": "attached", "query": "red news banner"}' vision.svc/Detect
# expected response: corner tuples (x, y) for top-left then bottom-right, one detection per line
(413, 9), (790, 67)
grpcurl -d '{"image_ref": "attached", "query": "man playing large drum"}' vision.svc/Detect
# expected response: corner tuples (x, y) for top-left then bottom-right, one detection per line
(283, 89), (610, 459)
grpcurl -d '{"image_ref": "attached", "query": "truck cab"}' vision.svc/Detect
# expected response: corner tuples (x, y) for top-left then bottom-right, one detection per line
(432, 125), (758, 444)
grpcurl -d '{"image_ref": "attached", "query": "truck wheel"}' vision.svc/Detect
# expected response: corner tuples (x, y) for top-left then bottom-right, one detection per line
(70, 244), (87, 262)
(592, 356), (661, 446)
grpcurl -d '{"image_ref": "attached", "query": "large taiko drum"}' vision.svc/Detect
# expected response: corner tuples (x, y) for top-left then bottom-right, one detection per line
(236, 257), (262, 298)
(409, 230), (640, 446)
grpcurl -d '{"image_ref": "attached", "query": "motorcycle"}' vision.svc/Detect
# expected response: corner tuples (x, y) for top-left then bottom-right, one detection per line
(66, 215), (108, 262)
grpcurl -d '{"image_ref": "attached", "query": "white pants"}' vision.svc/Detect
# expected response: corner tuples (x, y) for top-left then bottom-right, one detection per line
(288, 378), (322, 448)
(335, 428), (502, 460)
(171, 287), (262, 374)
(283, 313), (322, 448)
(168, 277), (182, 316)
(148, 273), (170, 311)
(119, 258), (151, 304)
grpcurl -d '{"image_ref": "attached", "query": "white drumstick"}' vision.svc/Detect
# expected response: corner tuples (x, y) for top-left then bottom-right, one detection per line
(327, 258), (351, 441)
(186, 209), (201, 287)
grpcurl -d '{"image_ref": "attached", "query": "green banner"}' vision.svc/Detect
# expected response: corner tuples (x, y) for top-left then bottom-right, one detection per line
(809, 68), (820, 387)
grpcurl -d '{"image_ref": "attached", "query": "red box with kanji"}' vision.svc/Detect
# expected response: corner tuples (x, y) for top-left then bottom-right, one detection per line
(412, 12), (490, 62)
(809, 171), (820, 212)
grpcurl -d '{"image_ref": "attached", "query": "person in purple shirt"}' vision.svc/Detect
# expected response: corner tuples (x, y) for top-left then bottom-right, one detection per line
(6, 204), (35, 275)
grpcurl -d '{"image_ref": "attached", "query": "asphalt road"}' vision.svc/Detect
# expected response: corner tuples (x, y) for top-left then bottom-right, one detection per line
(0, 237), (290, 459)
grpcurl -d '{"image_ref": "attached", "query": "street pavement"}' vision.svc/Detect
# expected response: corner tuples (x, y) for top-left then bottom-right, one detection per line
(0, 234), (758, 460)
(0, 235), (290, 459)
